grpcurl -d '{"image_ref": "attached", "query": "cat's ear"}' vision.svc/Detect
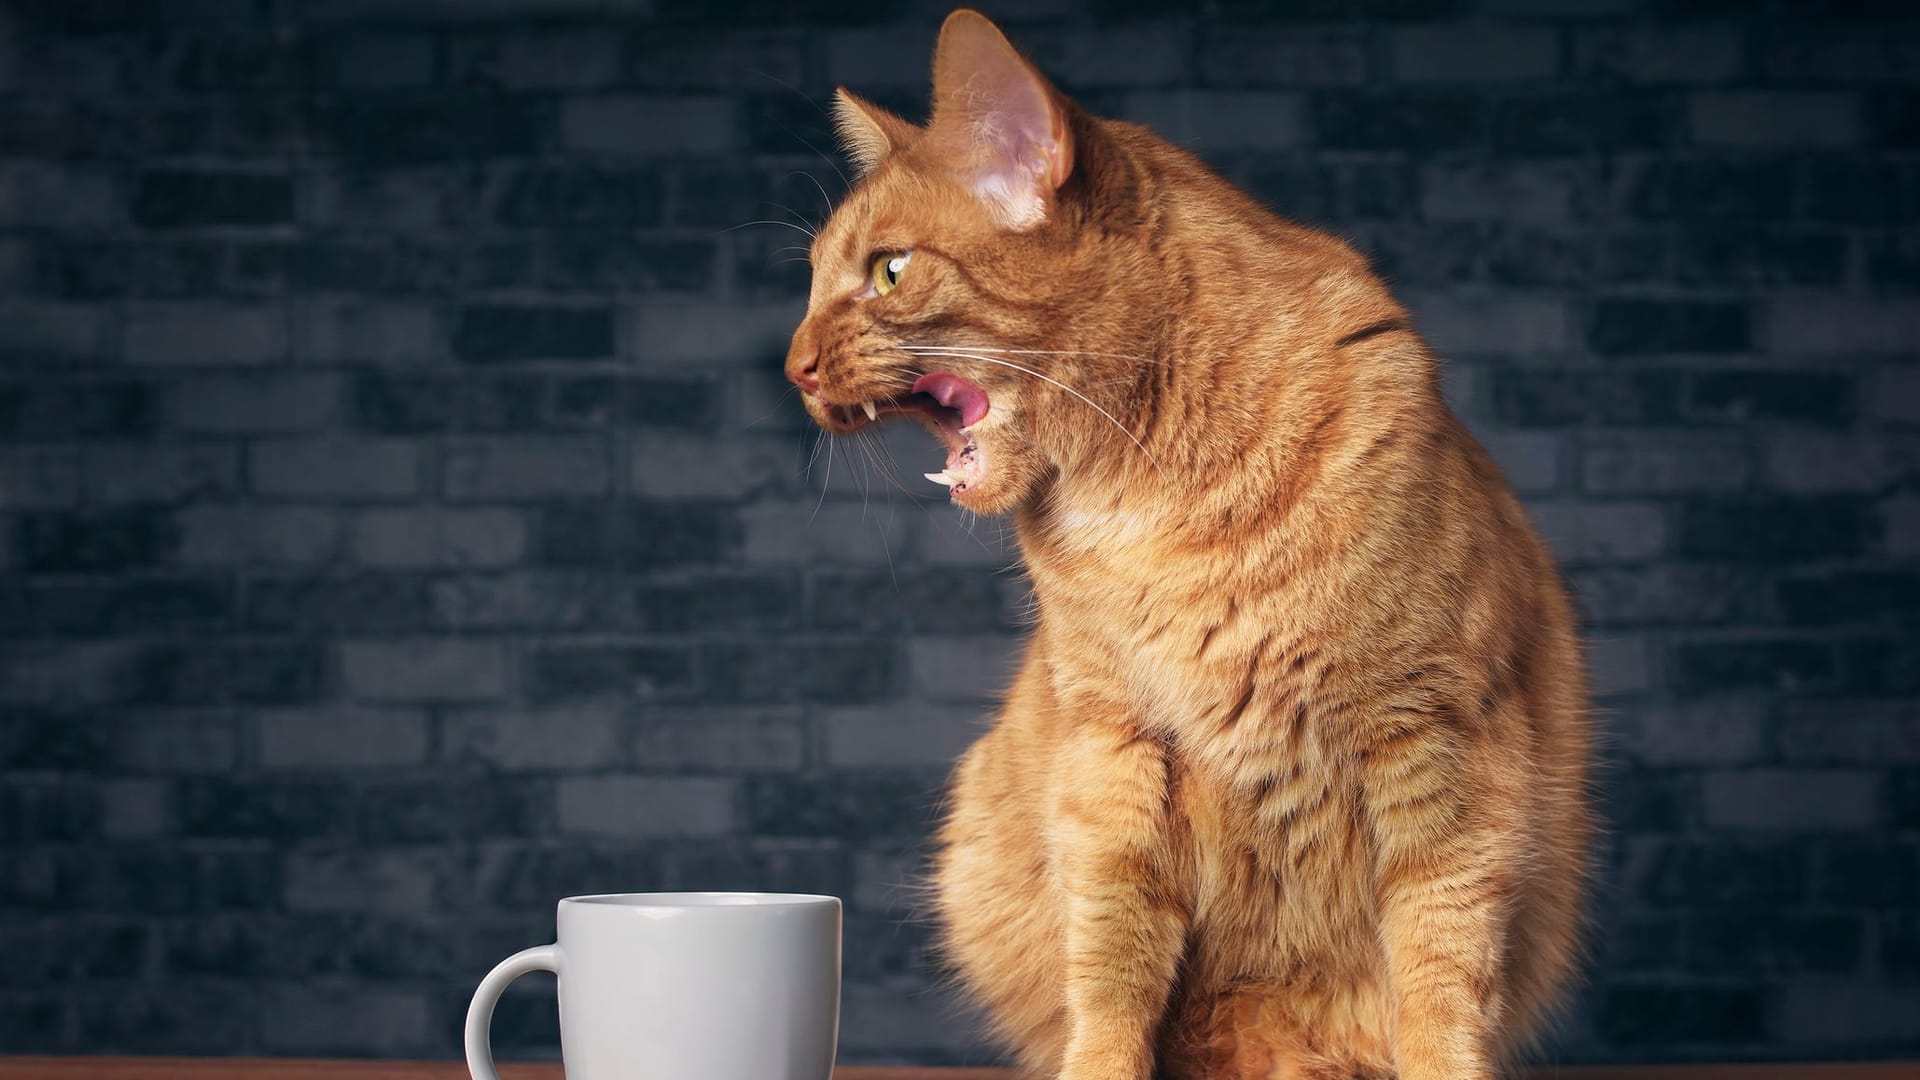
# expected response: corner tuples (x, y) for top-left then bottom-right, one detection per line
(833, 88), (919, 178)
(928, 8), (1074, 231)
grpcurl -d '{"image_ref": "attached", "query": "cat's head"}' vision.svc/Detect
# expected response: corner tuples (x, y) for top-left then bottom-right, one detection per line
(784, 8), (1157, 516)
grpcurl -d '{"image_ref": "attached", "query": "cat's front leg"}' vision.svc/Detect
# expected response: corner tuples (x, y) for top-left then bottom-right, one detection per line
(1362, 723), (1518, 1080)
(1050, 708), (1188, 1080)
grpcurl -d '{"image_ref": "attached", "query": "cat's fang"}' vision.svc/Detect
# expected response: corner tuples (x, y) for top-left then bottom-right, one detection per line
(861, 400), (878, 421)
(924, 470), (958, 487)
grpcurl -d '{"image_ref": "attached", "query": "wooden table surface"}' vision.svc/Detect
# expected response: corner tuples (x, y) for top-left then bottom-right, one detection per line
(1, 1058), (1915, 1079)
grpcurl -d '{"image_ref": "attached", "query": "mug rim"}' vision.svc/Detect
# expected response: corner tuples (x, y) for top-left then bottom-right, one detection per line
(560, 890), (841, 908)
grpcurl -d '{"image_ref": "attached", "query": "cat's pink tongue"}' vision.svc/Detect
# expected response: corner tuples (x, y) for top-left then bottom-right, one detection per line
(911, 372), (990, 427)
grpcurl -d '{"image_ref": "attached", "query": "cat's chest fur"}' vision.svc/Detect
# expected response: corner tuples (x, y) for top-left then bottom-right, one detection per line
(1022, 503), (1342, 770)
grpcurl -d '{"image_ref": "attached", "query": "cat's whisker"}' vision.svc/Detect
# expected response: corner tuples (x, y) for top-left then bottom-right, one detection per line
(768, 201), (823, 237)
(793, 169), (839, 222)
(899, 348), (1162, 473)
(810, 426), (835, 522)
(902, 343), (1168, 367)
(855, 427), (929, 505)
(724, 218), (817, 240)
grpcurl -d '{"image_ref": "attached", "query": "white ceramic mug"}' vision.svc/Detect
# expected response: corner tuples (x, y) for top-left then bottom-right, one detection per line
(465, 892), (842, 1080)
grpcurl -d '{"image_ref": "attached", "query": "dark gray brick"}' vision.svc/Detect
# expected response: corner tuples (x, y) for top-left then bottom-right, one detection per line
(549, 375), (717, 430)
(355, 776), (549, 843)
(338, 639), (506, 703)
(429, 571), (624, 631)
(561, 95), (737, 157)
(1590, 299), (1751, 356)
(1676, 639), (1840, 697)
(630, 708), (807, 772)
(315, 98), (538, 163)
(701, 641), (894, 704)
(1625, 158), (1796, 222)
(1817, 840), (1920, 907)
(440, 706), (623, 771)
(546, 235), (715, 293)
(320, 32), (436, 89)
(258, 985), (434, 1055)
(0, 381), (154, 441)
(629, 574), (800, 633)
(1694, 91), (1864, 148)
(1688, 371), (1853, 427)
(1570, 565), (1773, 627)
(1492, 92), (1675, 156)
(0, 447), (79, 508)
(1679, 496), (1874, 563)
(1241, 160), (1415, 225)
(533, 501), (738, 567)
(1870, 90), (1920, 147)
(1801, 158), (1920, 223)
(1390, 25), (1559, 83)
(556, 775), (736, 837)
(1778, 571), (1920, 627)
(744, 773), (941, 841)
(525, 642), (694, 703)
(351, 508), (526, 568)
(495, 167), (664, 227)
(452, 305), (615, 363)
(471, 845), (654, 909)
(23, 579), (232, 636)
(0, 919), (147, 986)
(632, 28), (805, 90)
(1670, 230), (1848, 288)
(166, 373), (340, 434)
(352, 373), (543, 434)
(1703, 768), (1879, 829)
(444, 437), (610, 500)
(257, 707), (428, 770)
(1200, 26), (1369, 87)
(447, 28), (619, 91)
(1311, 91), (1485, 152)
(1595, 983), (1766, 1046)
(1625, 836), (1815, 906)
(173, 506), (343, 566)
(132, 170), (292, 229)
(1687, 912), (1862, 976)
(1766, 298), (1920, 355)
(83, 445), (239, 505)
(73, 985), (254, 1055)
(809, 570), (1008, 633)
(249, 437), (423, 499)
(16, 511), (175, 572)
(134, 642), (327, 706)
(124, 302), (285, 366)
(1492, 370), (1683, 427)
(1574, 26), (1746, 84)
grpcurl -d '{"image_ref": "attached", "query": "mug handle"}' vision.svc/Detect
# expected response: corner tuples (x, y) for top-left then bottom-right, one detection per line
(465, 944), (559, 1080)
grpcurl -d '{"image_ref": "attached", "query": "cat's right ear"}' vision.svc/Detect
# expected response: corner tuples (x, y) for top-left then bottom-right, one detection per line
(833, 88), (918, 179)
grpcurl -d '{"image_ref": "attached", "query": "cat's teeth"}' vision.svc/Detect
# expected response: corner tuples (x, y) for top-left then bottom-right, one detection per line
(924, 470), (958, 487)
(861, 400), (878, 421)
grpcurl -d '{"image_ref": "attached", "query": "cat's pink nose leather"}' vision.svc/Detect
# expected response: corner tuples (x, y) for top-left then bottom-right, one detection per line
(788, 353), (821, 395)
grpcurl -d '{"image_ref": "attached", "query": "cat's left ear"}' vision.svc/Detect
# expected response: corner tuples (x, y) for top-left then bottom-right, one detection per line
(833, 88), (919, 179)
(928, 9), (1075, 231)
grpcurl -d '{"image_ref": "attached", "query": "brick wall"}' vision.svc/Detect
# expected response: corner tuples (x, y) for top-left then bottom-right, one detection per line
(0, 0), (1916, 1066)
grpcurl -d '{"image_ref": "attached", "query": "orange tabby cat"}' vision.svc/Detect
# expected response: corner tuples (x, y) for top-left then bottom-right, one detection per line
(784, 11), (1593, 1080)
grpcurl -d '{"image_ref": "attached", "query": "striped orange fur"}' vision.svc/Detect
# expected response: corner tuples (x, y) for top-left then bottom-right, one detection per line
(785, 11), (1594, 1079)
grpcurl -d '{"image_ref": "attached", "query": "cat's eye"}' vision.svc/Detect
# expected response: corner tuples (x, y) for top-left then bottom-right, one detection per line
(869, 251), (911, 296)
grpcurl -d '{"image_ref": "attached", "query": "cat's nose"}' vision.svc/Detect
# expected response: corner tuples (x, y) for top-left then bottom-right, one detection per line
(788, 352), (821, 395)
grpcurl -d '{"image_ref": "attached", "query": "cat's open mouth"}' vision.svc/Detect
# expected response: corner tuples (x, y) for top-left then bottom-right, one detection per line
(825, 372), (990, 497)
